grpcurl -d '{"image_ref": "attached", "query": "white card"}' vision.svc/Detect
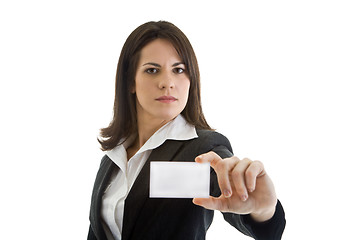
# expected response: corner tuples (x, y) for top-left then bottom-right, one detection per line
(149, 161), (210, 198)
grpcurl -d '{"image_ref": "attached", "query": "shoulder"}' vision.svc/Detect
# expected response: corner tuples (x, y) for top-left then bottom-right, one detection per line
(99, 154), (111, 166)
(195, 129), (232, 148)
(196, 129), (228, 140)
(192, 129), (233, 155)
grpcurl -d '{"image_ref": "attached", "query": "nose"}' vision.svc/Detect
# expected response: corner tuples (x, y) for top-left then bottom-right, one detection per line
(158, 71), (175, 90)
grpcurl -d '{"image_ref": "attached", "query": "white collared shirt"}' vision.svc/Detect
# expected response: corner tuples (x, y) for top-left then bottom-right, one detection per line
(101, 115), (198, 240)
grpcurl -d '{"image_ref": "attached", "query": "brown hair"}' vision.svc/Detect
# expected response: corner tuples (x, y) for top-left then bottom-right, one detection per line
(98, 21), (211, 151)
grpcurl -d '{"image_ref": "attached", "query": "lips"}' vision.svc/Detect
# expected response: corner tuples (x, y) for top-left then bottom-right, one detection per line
(156, 96), (177, 103)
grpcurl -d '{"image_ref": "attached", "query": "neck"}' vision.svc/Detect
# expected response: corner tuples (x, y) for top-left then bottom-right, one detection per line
(127, 117), (170, 160)
(136, 116), (169, 148)
(132, 101), (177, 151)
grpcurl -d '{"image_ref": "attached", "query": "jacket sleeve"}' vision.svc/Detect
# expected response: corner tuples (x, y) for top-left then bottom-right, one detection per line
(87, 225), (98, 240)
(210, 144), (286, 240)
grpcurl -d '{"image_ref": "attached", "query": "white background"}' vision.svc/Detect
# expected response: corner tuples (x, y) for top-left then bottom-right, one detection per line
(1, 1), (359, 239)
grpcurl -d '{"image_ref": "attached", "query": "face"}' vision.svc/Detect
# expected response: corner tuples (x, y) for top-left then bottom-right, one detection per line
(134, 38), (190, 124)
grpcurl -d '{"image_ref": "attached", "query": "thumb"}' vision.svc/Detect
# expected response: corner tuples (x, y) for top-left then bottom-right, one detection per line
(192, 197), (221, 211)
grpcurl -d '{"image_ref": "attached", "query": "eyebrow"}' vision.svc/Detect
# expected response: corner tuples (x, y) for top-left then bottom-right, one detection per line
(142, 62), (185, 67)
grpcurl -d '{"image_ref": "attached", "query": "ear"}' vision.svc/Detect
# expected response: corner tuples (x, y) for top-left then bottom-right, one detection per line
(130, 83), (136, 94)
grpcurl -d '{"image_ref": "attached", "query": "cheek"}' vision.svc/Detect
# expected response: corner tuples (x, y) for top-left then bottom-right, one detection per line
(135, 76), (152, 95)
(178, 81), (191, 108)
(182, 81), (191, 99)
(134, 79), (148, 106)
(136, 86), (149, 104)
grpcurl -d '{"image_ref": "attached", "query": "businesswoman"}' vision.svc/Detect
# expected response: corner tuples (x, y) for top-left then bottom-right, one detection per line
(88, 21), (285, 240)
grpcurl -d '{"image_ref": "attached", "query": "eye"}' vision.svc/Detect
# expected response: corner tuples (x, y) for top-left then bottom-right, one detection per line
(145, 68), (159, 74)
(173, 67), (185, 74)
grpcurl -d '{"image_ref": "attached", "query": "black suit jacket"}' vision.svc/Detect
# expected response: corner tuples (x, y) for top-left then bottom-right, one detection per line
(88, 130), (285, 240)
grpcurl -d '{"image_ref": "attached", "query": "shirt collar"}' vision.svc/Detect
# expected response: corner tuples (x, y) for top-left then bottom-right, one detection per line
(105, 114), (198, 167)
(139, 114), (198, 153)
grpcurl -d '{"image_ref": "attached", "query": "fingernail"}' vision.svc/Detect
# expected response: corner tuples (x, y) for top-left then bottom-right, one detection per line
(241, 195), (248, 201)
(224, 190), (232, 198)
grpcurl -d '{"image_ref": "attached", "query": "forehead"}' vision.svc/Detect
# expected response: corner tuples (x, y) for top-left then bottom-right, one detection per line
(138, 38), (182, 63)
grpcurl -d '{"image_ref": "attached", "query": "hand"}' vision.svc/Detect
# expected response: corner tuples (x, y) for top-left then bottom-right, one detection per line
(193, 151), (278, 222)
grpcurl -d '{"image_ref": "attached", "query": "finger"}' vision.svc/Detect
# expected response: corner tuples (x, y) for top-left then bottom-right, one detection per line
(245, 160), (265, 192)
(214, 157), (238, 198)
(196, 152), (236, 198)
(195, 151), (222, 167)
(231, 158), (252, 201)
(192, 196), (230, 212)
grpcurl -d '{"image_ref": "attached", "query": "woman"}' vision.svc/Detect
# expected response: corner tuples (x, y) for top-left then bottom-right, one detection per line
(88, 21), (285, 240)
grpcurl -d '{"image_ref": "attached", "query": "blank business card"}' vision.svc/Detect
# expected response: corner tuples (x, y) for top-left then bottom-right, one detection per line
(149, 161), (210, 198)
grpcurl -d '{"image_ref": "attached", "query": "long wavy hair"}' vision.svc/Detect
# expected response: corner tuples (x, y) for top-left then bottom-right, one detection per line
(98, 21), (212, 151)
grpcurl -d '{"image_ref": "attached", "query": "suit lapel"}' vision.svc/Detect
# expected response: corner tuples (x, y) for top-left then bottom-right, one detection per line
(122, 140), (185, 240)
